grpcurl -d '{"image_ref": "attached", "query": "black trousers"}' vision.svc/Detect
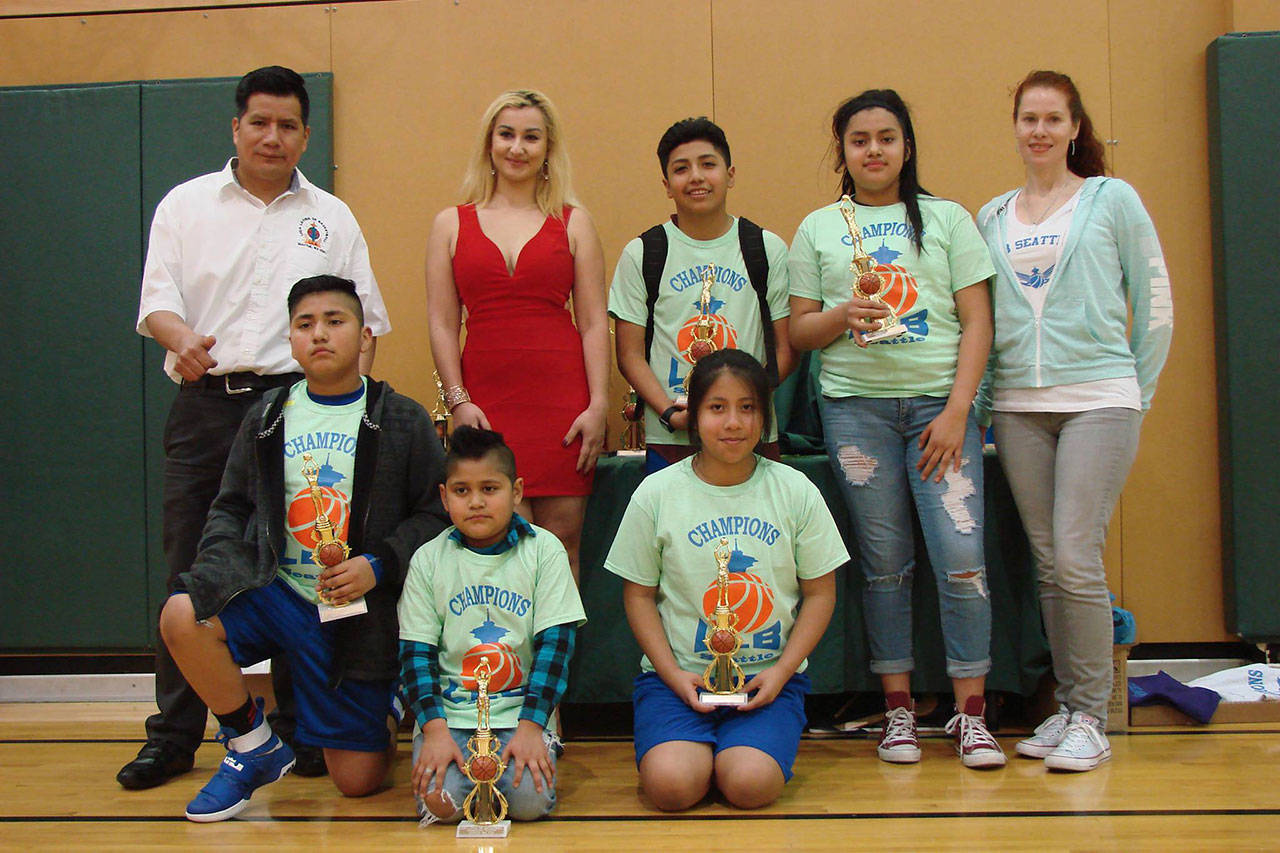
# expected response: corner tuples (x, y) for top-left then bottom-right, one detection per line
(145, 373), (300, 753)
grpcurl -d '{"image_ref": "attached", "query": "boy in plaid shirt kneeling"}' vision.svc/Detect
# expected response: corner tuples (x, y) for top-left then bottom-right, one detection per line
(398, 426), (586, 824)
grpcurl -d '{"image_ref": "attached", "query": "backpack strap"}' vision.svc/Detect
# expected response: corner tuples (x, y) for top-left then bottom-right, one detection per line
(737, 217), (778, 387)
(639, 224), (668, 364)
(636, 224), (669, 417)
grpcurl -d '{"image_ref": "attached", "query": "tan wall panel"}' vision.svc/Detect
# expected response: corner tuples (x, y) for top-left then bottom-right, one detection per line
(712, 0), (1110, 237)
(0, 0), (1246, 644)
(329, 0), (713, 413)
(1229, 0), (1280, 31)
(0, 0), (297, 14)
(0, 5), (331, 86)
(1109, 0), (1230, 641)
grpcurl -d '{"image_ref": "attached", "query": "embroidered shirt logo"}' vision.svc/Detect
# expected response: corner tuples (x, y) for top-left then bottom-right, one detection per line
(298, 217), (330, 252)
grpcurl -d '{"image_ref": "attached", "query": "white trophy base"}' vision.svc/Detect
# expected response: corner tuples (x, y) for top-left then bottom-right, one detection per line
(317, 596), (368, 623)
(456, 819), (511, 838)
(699, 691), (749, 706)
(863, 322), (907, 344)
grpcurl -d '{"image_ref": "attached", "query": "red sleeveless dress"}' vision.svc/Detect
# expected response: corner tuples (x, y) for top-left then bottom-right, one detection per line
(452, 203), (593, 497)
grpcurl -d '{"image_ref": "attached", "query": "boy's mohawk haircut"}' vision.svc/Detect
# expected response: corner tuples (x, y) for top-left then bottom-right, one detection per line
(446, 425), (517, 482)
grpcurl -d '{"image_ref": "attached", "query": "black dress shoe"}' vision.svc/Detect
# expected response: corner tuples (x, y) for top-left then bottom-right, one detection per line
(116, 740), (195, 790)
(289, 742), (328, 777)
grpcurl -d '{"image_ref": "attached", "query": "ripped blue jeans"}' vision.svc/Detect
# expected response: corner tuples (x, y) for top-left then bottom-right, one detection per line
(819, 395), (991, 680)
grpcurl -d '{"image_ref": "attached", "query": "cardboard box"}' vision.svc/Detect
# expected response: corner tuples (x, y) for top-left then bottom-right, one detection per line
(1107, 644), (1131, 732)
(1130, 698), (1280, 726)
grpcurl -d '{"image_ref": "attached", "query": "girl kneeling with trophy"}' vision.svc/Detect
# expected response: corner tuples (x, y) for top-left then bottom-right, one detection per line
(605, 350), (848, 810)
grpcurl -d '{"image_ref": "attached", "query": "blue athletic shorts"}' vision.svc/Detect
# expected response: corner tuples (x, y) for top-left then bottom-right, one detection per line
(217, 580), (394, 752)
(631, 670), (810, 781)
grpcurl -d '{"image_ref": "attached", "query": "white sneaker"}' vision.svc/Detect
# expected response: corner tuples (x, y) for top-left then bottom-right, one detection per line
(944, 699), (1006, 769)
(1043, 712), (1111, 772)
(1016, 706), (1071, 758)
(877, 703), (921, 764)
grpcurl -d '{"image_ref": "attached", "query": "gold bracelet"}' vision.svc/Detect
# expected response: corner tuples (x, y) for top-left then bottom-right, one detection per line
(443, 384), (471, 411)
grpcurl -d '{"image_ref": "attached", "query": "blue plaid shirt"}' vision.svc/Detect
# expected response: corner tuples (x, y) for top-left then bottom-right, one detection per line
(403, 512), (574, 729)
(399, 623), (576, 730)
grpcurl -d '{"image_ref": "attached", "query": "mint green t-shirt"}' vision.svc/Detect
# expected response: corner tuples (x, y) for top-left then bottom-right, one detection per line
(398, 525), (587, 730)
(788, 198), (994, 398)
(608, 217), (790, 446)
(278, 379), (366, 604)
(604, 457), (847, 677)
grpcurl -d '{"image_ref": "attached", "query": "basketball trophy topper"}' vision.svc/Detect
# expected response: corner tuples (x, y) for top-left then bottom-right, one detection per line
(457, 656), (511, 838)
(839, 195), (906, 343)
(431, 371), (451, 451)
(301, 452), (350, 607)
(687, 262), (719, 362)
(699, 538), (748, 705)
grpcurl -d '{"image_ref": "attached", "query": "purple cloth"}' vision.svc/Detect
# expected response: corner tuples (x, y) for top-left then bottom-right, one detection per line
(1128, 671), (1221, 723)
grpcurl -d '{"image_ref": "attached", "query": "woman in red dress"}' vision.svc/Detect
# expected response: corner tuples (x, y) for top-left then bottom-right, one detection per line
(427, 89), (608, 581)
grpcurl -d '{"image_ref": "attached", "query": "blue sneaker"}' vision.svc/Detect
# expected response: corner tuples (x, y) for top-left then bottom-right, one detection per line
(185, 711), (295, 822)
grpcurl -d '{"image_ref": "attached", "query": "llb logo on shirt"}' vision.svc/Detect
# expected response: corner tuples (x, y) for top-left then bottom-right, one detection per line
(442, 610), (525, 703)
(664, 266), (745, 397)
(690, 539), (782, 663)
(282, 456), (350, 583)
(845, 241), (930, 343)
(460, 612), (524, 693)
(298, 217), (329, 253)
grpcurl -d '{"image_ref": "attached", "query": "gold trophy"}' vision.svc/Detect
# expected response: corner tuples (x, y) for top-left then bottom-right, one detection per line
(431, 371), (451, 451)
(686, 262), (719, 362)
(620, 386), (644, 452)
(301, 452), (350, 607)
(456, 656), (511, 838)
(699, 538), (748, 705)
(839, 194), (906, 343)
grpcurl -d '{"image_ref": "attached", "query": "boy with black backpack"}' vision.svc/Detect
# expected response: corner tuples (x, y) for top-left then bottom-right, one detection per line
(609, 117), (793, 473)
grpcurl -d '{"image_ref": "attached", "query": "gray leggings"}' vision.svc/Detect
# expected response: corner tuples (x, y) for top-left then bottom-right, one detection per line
(992, 407), (1141, 723)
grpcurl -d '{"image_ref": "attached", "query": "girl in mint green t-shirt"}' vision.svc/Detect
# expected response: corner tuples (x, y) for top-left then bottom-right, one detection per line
(605, 349), (845, 810)
(788, 89), (1004, 771)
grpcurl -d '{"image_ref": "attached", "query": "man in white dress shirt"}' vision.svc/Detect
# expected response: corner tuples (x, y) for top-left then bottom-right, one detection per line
(118, 66), (391, 790)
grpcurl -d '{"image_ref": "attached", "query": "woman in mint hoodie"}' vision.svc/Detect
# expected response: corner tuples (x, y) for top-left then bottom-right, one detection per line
(977, 70), (1173, 772)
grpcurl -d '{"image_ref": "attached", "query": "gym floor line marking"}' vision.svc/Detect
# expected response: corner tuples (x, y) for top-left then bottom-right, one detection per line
(4, 729), (1279, 745)
(4, 808), (1280, 823)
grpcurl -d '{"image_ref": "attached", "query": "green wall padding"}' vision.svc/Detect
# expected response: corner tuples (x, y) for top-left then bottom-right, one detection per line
(0, 84), (149, 647)
(1207, 33), (1280, 642)
(0, 73), (333, 650)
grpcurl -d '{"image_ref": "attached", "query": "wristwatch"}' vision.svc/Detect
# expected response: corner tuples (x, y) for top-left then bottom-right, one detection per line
(659, 405), (681, 433)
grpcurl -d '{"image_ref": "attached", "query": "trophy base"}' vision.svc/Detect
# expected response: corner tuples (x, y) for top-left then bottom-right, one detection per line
(863, 322), (907, 344)
(699, 691), (749, 706)
(317, 596), (368, 623)
(457, 820), (511, 838)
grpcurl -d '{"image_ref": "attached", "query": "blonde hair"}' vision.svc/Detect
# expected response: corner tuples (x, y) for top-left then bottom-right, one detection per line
(460, 89), (577, 218)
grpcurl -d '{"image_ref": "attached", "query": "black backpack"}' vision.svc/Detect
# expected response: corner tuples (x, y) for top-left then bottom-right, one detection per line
(638, 217), (779, 392)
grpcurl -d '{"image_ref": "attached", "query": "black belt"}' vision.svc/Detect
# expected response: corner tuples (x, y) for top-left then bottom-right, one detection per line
(181, 371), (302, 395)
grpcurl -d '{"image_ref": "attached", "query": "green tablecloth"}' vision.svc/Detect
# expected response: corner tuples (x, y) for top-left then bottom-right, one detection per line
(564, 452), (1049, 702)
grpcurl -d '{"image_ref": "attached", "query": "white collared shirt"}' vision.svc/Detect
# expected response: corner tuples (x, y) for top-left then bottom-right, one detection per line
(137, 159), (391, 382)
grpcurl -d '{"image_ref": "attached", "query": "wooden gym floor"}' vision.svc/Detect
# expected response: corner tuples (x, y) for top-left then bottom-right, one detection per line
(2, 701), (1278, 851)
